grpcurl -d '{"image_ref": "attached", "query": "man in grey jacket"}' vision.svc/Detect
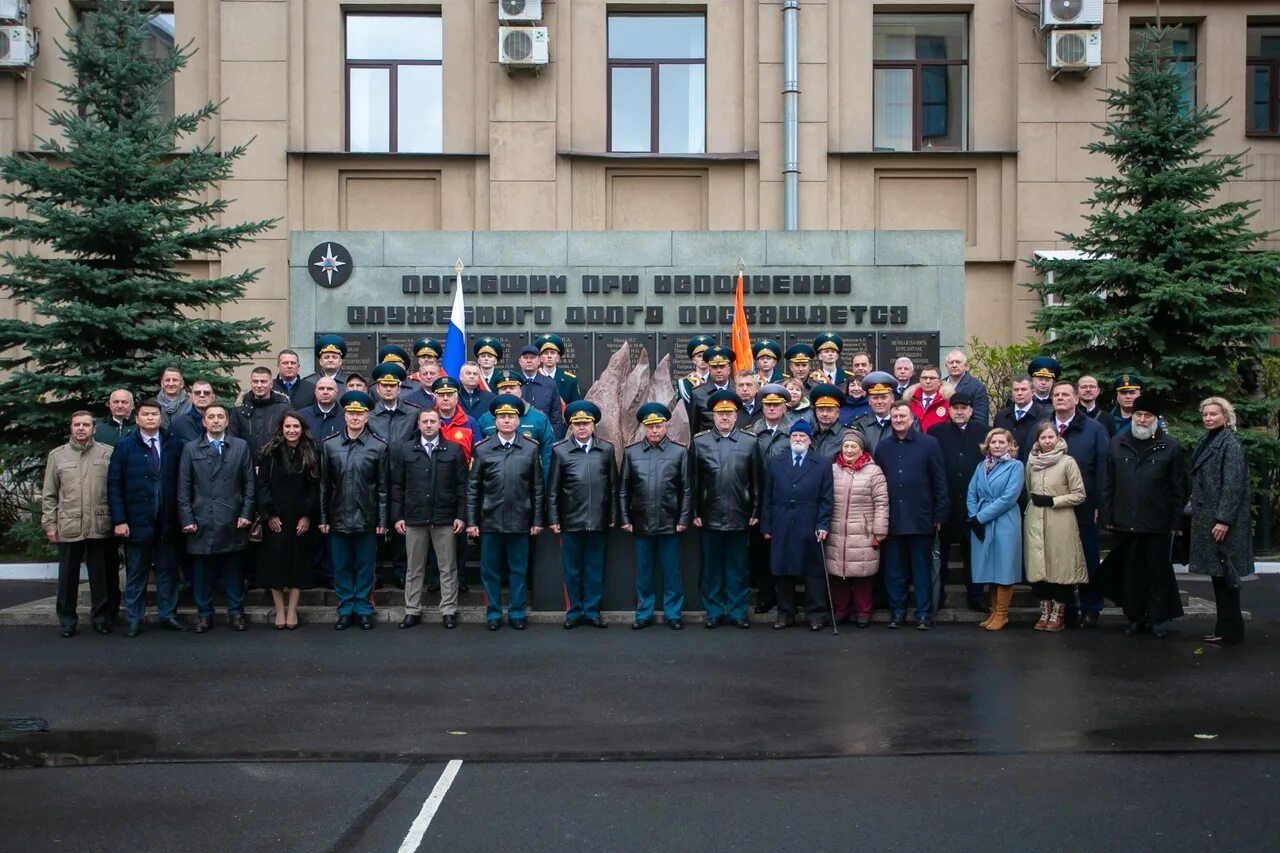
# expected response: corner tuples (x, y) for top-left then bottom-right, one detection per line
(178, 403), (255, 633)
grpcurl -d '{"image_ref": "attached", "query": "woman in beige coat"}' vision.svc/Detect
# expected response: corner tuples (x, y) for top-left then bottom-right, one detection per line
(1023, 422), (1088, 632)
(824, 428), (889, 628)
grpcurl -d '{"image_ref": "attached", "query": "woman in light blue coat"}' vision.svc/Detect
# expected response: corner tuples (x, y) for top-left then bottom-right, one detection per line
(966, 427), (1024, 631)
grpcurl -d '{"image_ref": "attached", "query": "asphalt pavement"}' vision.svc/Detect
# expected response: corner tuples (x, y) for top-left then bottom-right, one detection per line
(2, 576), (1277, 852)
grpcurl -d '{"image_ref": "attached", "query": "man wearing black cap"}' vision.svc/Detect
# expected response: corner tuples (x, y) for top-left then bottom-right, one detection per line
(1100, 394), (1186, 638)
(535, 333), (582, 406)
(690, 345), (737, 433)
(1027, 356), (1061, 409)
(752, 339), (784, 385)
(467, 394), (546, 631)
(785, 343), (816, 387)
(676, 335), (715, 412)
(1109, 372), (1145, 435)
(927, 391), (987, 612)
(548, 401), (617, 629)
(517, 343), (565, 439)
(368, 362), (421, 447)
(691, 389), (762, 629)
(619, 403), (692, 629)
(320, 391), (388, 631)
(813, 333), (848, 387)
(473, 337), (503, 390)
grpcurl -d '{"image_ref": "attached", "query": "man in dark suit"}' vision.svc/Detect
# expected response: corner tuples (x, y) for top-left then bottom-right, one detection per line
(927, 392), (987, 612)
(178, 403), (256, 633)
(943, 350), (990, 427)
(853, 371), (906, 455)
(873, 401), (949, 630)
(734, 370), (763, 429)
(761, 420), (834, 630)
(516, 344), (566, 438)
(690, 345), (737, 433)
(1076, 375), (1116, 436)
(301, 377), (344, 442)
(993, 374), (1047, 461)
(273, 348), (316, 409)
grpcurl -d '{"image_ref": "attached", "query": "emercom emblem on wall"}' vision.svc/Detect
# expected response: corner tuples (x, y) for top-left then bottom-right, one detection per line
(308, 242), (354, 288)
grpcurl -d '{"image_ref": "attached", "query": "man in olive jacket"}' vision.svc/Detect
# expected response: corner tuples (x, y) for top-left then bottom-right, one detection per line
(42, 412), (115, 638)
(548, 401), (617, 629)
(178, 403), (256, 633)
(691, 389), (762, 629)
(320, 391), (389, 631)
(467, 394), (546, 631)
(389, 408), (467, 630)
(619, 403), (692, 629)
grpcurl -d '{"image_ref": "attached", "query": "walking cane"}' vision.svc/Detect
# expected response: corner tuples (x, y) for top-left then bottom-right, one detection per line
(818, 533), (839, 636)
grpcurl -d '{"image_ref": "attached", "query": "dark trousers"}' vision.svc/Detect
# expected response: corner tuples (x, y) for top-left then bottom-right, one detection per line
(748, 527), (775, 607)
(479, 532), (530, 622)
(634, 533), (682, 621)
(1075, 521), (1103, 615)
(561, 530), (607, 620)
(775, 568), (829, 624)
(331, 532), (376, 617)
(938, 529), (982, 606)
(103, 541), (122, 617)
(56, 540), (112, 629)
(123, 535), (182, 623)
(1118, 532), (1179, 625)
(193, 553), (245, 619)
(884, 533), (934, 620)
(313, 531), (334, 586)
(1032, 581), (1073, 604)
(699, 529), (749, 622)
(1210, 575), (1245, 643)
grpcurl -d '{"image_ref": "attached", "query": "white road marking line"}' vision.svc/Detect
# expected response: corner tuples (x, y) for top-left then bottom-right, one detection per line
(397, 759), (463, 853)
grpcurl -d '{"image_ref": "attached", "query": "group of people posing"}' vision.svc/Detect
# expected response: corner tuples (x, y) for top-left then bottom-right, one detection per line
(40, 332), (1254, 645)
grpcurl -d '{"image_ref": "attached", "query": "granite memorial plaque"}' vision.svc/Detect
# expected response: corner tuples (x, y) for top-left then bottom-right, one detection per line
(877, 331), (941, 372)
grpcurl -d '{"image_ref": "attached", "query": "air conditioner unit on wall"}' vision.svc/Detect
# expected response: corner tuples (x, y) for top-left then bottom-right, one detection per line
(1041, 0), (1104, 29)
(0, 25), (34, 68)
(0, 0), (28, 23)
(499, 26), (549, 68)
(498, 0), (542, 24)
(1047, 29), (1102, 72)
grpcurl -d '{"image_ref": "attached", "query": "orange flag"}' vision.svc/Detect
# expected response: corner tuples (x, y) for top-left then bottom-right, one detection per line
(730, 271), (753, 373)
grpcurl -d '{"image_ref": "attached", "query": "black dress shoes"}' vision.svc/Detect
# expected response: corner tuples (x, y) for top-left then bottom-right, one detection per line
(193, 617), (213, 634)
(668, 619), (683, 630)
(753, 603), (773, 615)
(159, 617), (189, 632)
(631, 619), (650, 630)
(487, 620), (501, 631)
(704, 617), (720, 629)
(591, 617), (608, 629)
(855, 618), (871, 629)
(60, 625), (76, 638)
(735, 618), (751, 629)
(916, 619), (934, 631)
(809, 621), (825, 632)
(1151, 622), (1170, 639)
(125, 622), (143, 638)
(359, 615), (375, 630)
(93, 622), (113, 635)
(442, 614), (457, 629)
(773, 617), (794, 630)
(334, 614), (354, 631)
(1123, 621), (1142, 636)
(887, 618), (902, 630)
(563, 617), (580, 630)
(399, 614), (421, 629)
(510, 618), (527, 630)
(229, 615), (248, 632)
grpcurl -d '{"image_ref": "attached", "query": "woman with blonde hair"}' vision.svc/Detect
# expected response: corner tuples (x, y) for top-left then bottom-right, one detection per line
(824, 428), (889, 628)
(1023, 421), (1088, 632)
(966, 427), (1024, 631)
(1188, 397), (1253, 645)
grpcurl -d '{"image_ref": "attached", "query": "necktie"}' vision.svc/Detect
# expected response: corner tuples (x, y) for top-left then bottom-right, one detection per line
(1015, 410), (1024, 422)
(147, 438), (160, 474)
(1058, 422), (1068, 436)
(211, 439), (223, 455)
(794, 455), (802, 469)
(878, 419), (887, 428)
(424, 441), (434, 456)
(923, 396), (932, 409)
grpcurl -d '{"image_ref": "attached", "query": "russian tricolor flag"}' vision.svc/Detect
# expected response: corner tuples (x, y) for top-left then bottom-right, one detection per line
(442, 260), (466, 379)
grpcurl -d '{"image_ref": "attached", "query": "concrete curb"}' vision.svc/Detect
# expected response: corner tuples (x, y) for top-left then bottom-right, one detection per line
(0, 563), (59, 581)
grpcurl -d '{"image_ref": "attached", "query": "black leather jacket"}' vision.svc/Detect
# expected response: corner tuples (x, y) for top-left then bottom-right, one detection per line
(368, 401), (420, 447)
(690, 428), (761, 531)
(1100, 430), (1186, 532)
(618, 437), (692, 535)
(319, 429), (388, 533)
(229, 390), (290, 459)
(809, 422), (844, 463)
(547, 439), (617, 532)
(466, 434), (546, 533)
(388, 438), (468, 527)
(689, 381), (735, 434)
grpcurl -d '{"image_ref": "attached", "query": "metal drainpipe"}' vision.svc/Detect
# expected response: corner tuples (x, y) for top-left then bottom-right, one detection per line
(782, 0), (800, 230)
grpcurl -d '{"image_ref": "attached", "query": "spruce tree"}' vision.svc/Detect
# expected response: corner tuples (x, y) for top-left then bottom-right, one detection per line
(1030, 25), (1280, 456)
(0, 0), (275, 478)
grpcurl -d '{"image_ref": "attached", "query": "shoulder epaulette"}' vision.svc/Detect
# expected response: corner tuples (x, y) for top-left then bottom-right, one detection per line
(694, 429), (710, 437)
(563, 371), (575, 379)
(685, 373), (704, 388)
(322, 432), (342, 441)
(367, 432), (388, 444)
(552, 437), (571, 447)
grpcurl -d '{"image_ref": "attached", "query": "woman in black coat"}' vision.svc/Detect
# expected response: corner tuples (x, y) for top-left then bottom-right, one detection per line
(256, 412), (321, 628)
(1188, 397), (1253, 645)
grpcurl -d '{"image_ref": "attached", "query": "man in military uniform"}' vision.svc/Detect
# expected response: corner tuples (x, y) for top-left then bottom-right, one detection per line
(473, 337), (503, 390)
(689, 345), (737, 433)
(691, 389), (762, 629)
(473, 369), (555, 478)
(378, 343), (412, 371)
(1110, 372), (1144, 435)
(407, 336), (443, 391)
(516, 344), (565, 438)
(305, 334), (349, 386)
(747, 383), (794, 613)
(784, 342), (816, 386)
(619, 403), (692, 630)
(851, 371), (901, 455)
(368, 362), (420, 446)
(1028, 356), (1061, 408)
(535, 333), (582, 406)
(548, 401), (617, 629)
(466, 394), (546, 631)
(813, 332), (849, 387)
(807, 383), (846, 461)
(752, 339), (784, 385)
(675, 334), (715, 414)
(319, 391), (388, 631)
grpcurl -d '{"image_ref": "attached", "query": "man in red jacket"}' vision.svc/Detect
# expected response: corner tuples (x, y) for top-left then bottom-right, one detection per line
(909, 364), (951, 433)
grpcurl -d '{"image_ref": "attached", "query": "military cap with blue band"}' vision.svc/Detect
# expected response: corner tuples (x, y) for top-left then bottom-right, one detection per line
(636, 402), (672, 425)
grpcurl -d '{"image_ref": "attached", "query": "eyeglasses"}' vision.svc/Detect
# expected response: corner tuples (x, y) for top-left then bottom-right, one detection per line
(191, 390), (214, 396)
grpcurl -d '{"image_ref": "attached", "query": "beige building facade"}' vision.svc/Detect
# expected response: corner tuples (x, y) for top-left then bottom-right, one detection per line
(2, 0), (1278, 371)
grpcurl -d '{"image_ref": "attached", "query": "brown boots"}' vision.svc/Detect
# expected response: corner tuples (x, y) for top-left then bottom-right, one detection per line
(983, 585), (1013, 631)
(1044, 602), (1066, 632)
(978, 587), (998, 628)
(1034, 599), (1051, 630)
